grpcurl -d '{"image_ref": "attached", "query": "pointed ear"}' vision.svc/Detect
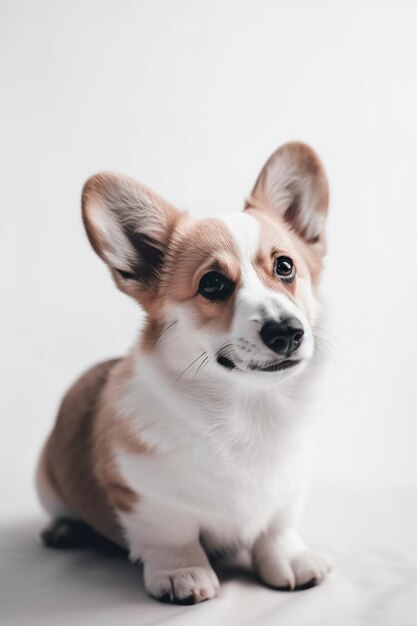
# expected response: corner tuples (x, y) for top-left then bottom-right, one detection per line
(246, 142), (329, 246)
(82, 172), (181, 301)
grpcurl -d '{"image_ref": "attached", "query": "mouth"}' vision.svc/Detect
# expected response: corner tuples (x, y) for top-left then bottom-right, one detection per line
(216, 354), (300, 373)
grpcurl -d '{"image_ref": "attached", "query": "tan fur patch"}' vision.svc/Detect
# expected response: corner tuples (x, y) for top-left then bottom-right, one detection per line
(248, 207), (324, 292)
(164, 217), (241, 331)
(141, 217), (241, 348)
(44, 360), (126, 545)
(106, 482), (139, 513)
(43, 357), (152, 545)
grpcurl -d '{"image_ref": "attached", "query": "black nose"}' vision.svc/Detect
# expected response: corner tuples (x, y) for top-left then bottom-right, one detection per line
(260, 318), (304, 356)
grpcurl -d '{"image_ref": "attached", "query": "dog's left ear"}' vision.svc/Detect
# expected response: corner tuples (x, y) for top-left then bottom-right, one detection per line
(246, 142), (329, 246)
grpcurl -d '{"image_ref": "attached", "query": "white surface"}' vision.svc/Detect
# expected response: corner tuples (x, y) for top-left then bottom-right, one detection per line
(2, 489), (417, 625)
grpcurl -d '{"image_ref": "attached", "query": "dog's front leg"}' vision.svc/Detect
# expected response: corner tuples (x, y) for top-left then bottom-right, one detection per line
(252, 526), (332, 591)
(141, 542), (219, 604)
(119, 506), (219, 604)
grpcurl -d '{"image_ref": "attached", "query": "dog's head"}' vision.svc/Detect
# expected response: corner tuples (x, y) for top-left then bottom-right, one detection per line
(82, 142), (328, 386)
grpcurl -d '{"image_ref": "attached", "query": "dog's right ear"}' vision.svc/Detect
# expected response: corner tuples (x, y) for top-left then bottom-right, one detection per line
(82, 172), (181, 303)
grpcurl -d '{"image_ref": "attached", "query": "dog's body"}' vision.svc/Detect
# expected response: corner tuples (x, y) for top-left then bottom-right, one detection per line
(36, 142), (331, 603)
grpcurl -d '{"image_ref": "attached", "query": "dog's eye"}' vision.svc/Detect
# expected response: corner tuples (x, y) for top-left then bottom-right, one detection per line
(275, 256), (295, 281)
(199, 271), (234, 301)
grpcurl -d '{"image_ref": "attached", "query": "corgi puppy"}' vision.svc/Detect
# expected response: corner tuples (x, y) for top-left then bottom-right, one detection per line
(36, 142), (331, 604)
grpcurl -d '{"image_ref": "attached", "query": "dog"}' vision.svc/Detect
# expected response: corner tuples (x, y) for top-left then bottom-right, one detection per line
(36, 141), (331, 604)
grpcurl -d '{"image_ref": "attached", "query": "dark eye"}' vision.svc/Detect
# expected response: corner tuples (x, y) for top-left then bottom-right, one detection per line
(198, 271), (234, 301)
(275, 256), (295, 281)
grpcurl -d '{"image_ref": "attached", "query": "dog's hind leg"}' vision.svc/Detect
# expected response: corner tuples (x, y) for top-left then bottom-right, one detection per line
(35, 439), (72, 517)
(40, 517), (126, 555)
(35, 442), (126, 555)
(41, 518), (88, 549)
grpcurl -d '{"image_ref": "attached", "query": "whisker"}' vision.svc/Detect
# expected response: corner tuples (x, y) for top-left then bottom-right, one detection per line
(313, 335), (340, 369)
(215, 343), (235, 358)
(215, 337), (250, 358)
(176, 351), (207, 384)
(193, 356), (209, 381)
(200, 358), (210, 377)
(311, 324), (343, 346)
(313, 334), (343, 361)
(154, 320), (178, 345)
(313, 338), (327, 364)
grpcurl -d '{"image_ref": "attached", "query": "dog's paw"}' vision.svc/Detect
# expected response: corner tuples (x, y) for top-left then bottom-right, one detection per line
(257, 549), (332, 590)
(145, 565), (219, 604)
(41, 518), (82, 549)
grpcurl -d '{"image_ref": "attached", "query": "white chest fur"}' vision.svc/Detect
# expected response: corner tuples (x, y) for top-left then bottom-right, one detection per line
(114, 358), (315, 554)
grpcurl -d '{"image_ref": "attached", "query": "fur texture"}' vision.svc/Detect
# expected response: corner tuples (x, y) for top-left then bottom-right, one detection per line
(36, 142), (332, 604)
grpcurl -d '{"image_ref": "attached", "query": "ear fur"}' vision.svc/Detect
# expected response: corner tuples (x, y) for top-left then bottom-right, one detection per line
(82, 172), (181, 301)
(246, 142), (329, 246)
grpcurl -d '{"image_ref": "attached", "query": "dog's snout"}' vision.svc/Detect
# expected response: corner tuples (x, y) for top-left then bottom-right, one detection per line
(260, 318), (304, 356)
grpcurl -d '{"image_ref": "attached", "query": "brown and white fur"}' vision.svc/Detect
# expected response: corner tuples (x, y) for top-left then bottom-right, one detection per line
(36, 142), (331, 604)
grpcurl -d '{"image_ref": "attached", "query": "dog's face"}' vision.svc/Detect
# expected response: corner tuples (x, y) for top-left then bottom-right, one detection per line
(82, 142), (328, 385)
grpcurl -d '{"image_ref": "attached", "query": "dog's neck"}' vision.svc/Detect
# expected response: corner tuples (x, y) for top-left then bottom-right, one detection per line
(114, 340), (315, 483)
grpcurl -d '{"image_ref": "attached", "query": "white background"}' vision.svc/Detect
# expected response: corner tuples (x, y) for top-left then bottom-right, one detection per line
(1, 0), (417, 522)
